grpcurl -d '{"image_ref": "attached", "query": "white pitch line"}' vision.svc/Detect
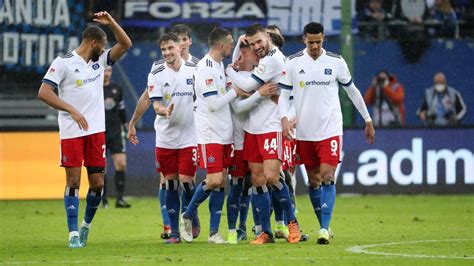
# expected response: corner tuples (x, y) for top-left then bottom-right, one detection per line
(347, 239), (474, 260)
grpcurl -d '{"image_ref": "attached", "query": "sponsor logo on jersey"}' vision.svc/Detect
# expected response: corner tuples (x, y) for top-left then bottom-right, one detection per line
(186, 78), (193, 85)
(148, 85), (155, 92)
(299, 81), (305, 88)
(299, 69), (305, 74)
(220, 87), (225, 94)
(75, 73), (101, 87)
(171, 91), (193, 97)
(205, 79), (214, 86)
(324, 68), (332, 75)
(208, 155), (216, 163)
(305, 80), (330, 86)
(164, 93), (171, 101)
(255, 64), (266, 74)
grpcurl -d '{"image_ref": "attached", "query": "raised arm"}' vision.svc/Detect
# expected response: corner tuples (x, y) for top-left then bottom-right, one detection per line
(93, 11), (132, 63)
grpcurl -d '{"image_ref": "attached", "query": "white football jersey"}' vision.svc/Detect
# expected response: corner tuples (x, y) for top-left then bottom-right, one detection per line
(194, 54), (234, 144)
(147, 59), (197, 149)
(42, 49), (112, 139)
(228, 71), (253, 150)
(246, 47), (285, 134)
(279, 49), (352, 141)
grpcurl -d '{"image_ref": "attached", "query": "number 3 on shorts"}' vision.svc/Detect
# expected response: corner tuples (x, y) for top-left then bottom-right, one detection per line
(264, 138), (277, 151)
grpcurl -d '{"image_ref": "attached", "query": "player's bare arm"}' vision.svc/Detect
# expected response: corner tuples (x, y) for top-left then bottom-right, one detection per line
(38, 83), (89, 131)
(153, 101), (174, 119)
(127, 89), (151, 145)
(93, 11), (132, 62)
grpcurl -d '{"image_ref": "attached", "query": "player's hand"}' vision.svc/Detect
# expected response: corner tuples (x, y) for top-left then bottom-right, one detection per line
(289, 117), (297, 129)
(127, 124), (139, 145)
(282, 117), (294, 141)
(258, 83), (279, 96)
(365, 121), (375, 144)
(93, 11), (114, 25)
(238, 34), (248, 45)
(270, 94), (279, 104)
(71, 110), (88, 131)
(419, 110), (426, 120)
(234, 87), (250, 97)
(166, 103), (174, 119)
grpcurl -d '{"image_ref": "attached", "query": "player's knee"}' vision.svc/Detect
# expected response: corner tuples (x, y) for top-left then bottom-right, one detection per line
(66, 178), (81, 189)
(263, 168), (279, 184)
(115, 161), (126, 171)
(251, 174), (266, 187)
(205, 178), (221, 190)
(322, 172), (335, 182)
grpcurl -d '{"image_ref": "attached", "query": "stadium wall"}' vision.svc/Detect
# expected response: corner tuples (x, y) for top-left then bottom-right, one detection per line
(1, 129), (472, 200)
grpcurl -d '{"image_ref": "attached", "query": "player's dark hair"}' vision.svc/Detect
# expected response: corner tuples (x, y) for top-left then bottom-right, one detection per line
(170, 24), (192, 38)
(159, 33), (180, 46)
(269, 32), (285, 50)
(82, 26), (106, 42)
(208, 28), (232, 47)
(303, 22), (324, 35)
(245, 24), (267, 37)
(267, 24), (282, 35)
(239, 40), (251, 49)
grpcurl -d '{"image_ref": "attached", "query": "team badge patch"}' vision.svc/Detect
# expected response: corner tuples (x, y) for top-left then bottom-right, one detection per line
(49, 67), (56, 73)
(148, 85), (155, 92)
(205, 79), (214, 86)
(187, 78), (193, 85)
(324, 68), (332, 75)
(255, 64), (266, 74)
(208, 155), (216, 163)
(92, 63), (100, 70)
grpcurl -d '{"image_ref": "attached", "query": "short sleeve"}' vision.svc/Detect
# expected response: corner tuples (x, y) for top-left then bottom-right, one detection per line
(337, 57), (353, 86)
(196, 66), (218, 97)
(147, 73), (162, 101)
(279, 59), (294, 91)
(251, 56), (281, 85)
(99, 48), (114, 67)
(42, 57), (66, 89)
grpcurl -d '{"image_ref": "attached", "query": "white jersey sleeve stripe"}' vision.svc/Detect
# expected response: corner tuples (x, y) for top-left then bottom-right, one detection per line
(279, 83), (293, 90)
(250, 73), (265, 85)
(42, 78), (58, 89)
(339, 78), (353, 87)
(203, 91), (218, 97)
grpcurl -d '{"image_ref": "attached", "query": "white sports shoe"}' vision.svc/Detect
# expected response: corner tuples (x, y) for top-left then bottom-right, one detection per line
(180, 213), (193, 243)
(317, 228), (330, 244)
(328, 227), (334, 239)
(208, 233), (227, 244)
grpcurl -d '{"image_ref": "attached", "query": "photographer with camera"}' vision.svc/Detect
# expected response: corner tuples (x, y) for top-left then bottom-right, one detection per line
(364, 70), (405, 127)
(417, 72), (467, 126)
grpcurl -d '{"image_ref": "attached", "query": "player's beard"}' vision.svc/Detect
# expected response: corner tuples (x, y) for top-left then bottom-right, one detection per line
(255, 42), (269, 58)
(91, 47), (101, 62)
(165, 54), (177, 64)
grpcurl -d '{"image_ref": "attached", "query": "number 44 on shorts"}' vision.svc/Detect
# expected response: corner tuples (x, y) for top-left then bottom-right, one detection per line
(263, 138), (277, 151)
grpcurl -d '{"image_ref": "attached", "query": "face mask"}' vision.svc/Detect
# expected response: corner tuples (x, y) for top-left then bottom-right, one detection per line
(434, 84), (445, 93)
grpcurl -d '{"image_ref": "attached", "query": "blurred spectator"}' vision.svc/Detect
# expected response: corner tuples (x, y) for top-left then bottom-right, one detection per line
(430, 0), (459, 37)
(364, 70), (405, 127)
(418, 72), (467, 126)
(393, 0), (429, 23)
(359, 0), (392, 38)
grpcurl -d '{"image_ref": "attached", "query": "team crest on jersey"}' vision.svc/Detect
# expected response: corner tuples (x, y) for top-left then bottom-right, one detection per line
(92, 63), (100, 70)
(187, 78), (193, 85)
(324, 68), (332, 75)
(205, 79), (214, 86)
(208, 155), (216, 163)
(148, 85), (155, 92)
(255, 64), (266, 74)
(299, 81), (305, 88)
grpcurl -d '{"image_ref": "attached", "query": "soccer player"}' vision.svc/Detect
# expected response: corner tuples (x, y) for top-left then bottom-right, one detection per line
(180, 28), (246, 244)
(226, 41), (279, 244)
(38, 11), (131, 248)
(146, 33), (197, 244)
(128, 24), (202, 239)
(102, 66), (131, 209)
(278, 22), (375, 244)
(226, 24), (301, 244)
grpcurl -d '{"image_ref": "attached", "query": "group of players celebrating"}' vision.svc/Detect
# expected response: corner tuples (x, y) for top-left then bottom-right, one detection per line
(38, 12), (375, 248)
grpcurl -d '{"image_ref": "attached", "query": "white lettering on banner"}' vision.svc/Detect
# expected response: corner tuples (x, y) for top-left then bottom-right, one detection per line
(124, 1), (265, 19)
(1, 0), (70, 26)
(2, 32), (79, 66)
(267, 0), (355, 35)
(427, 149), (474, 184)
(338, 138), (474, 186)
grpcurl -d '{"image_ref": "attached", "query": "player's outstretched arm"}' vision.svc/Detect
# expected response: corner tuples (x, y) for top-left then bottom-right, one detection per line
(127, 89), (150, 145)
(93, 11), (132, 63)
(38, 83), (88, 131)
(226, 66), (261, 92)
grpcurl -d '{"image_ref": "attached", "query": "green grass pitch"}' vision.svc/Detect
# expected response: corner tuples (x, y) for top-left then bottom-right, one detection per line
(1, 195), (473, 265)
